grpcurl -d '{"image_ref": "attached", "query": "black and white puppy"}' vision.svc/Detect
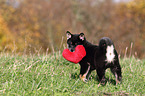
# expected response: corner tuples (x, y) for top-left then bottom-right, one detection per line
(66, 31), (122, 85)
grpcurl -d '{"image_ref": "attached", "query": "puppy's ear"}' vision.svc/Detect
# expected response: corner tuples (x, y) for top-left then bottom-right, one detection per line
(79, 33), (85, 41)
(66, 31), (72, 40)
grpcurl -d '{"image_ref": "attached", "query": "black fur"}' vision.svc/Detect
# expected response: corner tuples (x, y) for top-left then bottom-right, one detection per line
(66, 31), (122, 85)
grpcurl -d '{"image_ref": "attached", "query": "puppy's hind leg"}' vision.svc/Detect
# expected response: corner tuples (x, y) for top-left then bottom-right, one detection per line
(110, 64), (122, 85)
(96, 68), (106, 86)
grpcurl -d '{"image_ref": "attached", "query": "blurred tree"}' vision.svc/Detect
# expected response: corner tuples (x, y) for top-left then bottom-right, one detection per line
(128, 0), (145, 57)
(0, 14), (14, 51)
(0, 0), (145, 58)
(112, 0), (145, 58)
(1, 0), (51, 53)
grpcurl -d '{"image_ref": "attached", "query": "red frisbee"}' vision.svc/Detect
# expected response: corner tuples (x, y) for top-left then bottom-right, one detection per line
(62, 45), (86, 64)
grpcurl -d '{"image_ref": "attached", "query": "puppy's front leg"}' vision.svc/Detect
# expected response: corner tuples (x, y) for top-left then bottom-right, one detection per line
(79, 65), (90, 82)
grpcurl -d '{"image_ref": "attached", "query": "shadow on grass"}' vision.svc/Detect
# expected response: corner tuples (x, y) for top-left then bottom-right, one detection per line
(71, 73), (116, 85)
(71, 72), (79, 79)
(93, 75), (116, 86)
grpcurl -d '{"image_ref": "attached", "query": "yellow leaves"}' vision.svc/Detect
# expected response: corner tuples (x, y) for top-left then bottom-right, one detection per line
(0, 16), (8, 32)
(118, 0), (145, 19)
(0, 15), (15, 51)
(127, 0), (136, 8)
(127, 0), (145, 13)
(34, 23), (40, 30)
(0, 15), (9, 35)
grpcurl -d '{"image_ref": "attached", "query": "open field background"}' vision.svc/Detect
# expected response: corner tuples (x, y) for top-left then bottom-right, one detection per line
(0, 52), (145, 95)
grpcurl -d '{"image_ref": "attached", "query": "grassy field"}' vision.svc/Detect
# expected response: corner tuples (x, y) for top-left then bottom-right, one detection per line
(0, 52), (145, 95)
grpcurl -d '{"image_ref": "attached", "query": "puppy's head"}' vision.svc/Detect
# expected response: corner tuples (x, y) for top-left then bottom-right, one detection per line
(66, 31), (85, 52)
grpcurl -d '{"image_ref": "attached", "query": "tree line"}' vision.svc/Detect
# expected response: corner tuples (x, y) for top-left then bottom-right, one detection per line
(0, 0), (145, 58)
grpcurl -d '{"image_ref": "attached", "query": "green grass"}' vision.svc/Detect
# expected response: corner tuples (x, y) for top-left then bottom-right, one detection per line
(0, 52), (145, 95)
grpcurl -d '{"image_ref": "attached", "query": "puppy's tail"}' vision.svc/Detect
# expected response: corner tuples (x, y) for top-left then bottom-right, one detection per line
(99, 37), (114, 50)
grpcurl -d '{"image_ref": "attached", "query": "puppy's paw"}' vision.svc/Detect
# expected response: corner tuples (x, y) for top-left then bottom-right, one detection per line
(79, 74), (88, 83)
(116, 76), (122, 85)
(98, 83), (101, 87)
(116, 79), (121, 85)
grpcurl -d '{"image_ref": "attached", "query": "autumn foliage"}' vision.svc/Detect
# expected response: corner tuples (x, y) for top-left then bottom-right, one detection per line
(0, 0), (145, 58)
(0, 14), (14, 51)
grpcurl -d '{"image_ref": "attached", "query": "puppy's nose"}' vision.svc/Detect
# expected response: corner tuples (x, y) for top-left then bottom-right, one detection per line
(71, 49), (74, 52)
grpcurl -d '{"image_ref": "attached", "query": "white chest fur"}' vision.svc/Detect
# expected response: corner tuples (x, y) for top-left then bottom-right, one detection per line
(106, 45), (115, 63)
